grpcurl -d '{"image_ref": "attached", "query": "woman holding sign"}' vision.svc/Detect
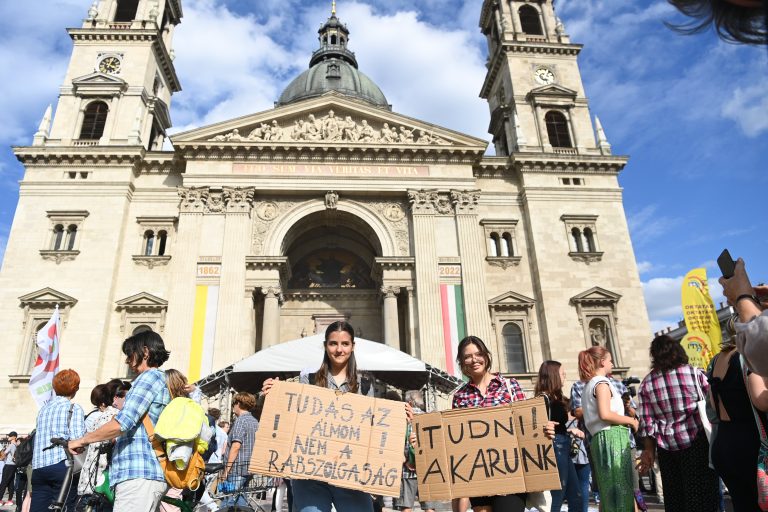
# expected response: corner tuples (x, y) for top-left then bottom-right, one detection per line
(451, 336), (554, 512)
(262, 321), (376, 512)
(578, 347), (638, 512)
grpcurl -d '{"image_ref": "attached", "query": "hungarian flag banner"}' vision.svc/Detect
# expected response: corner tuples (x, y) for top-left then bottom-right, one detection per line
(29, 307), (61, 407)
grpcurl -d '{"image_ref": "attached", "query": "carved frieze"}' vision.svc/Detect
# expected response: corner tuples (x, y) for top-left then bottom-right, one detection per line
(209, 109), (451, 146)
(407, 189), (453, 216)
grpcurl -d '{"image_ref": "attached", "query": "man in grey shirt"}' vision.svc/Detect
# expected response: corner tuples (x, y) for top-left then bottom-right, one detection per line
(0, 432), (19, 505)
(221, 393), (259, 508)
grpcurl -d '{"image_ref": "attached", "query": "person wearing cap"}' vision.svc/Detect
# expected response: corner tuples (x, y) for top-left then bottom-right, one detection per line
(0, 431), (19, 506)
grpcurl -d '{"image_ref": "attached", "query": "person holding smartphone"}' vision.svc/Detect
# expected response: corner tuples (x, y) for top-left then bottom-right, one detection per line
(718, 256), (768, 377)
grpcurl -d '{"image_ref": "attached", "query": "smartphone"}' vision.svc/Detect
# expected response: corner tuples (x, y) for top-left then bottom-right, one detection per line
(717, 249), (736, 279)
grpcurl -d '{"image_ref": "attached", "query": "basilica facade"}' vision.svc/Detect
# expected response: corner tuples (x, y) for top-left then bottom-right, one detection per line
(0, 0), (651, 429)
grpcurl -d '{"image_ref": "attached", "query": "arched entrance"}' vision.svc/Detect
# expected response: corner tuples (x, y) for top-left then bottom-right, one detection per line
(279, 211), (386, 341)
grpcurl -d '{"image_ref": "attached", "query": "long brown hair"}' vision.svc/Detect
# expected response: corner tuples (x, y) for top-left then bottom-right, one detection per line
(456, 336), (493, 377)
(314, 321), (359, 393)
(534, 360), (567, 405)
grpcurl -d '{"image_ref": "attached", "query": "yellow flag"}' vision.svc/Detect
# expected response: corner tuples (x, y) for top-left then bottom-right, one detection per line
(680, 268), (722, 368)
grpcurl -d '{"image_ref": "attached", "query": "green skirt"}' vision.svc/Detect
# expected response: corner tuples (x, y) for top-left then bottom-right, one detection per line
(590, 425), (635, 512)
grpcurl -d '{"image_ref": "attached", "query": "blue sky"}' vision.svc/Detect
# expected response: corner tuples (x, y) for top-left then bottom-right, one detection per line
(0, 0), (766, 333)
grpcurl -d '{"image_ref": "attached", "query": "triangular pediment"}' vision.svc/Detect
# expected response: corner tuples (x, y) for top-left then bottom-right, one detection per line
(19, 287), (78, 307)
(488, 290), (536, 309)
(528, 84), (578, 98)
(570, 287), (622, 305)
(72, 72), (128, 87)
(116, 292), (168, 310)
(171, 92), (488, 151)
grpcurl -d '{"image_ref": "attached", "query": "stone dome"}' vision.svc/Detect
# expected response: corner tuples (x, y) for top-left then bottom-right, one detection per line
(278, 57), (389, 109)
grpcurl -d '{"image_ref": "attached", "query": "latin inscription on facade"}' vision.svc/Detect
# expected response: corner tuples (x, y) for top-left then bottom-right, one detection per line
(233, 164), (430, 178)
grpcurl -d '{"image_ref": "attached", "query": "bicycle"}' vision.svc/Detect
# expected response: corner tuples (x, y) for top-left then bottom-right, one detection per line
(208, 462), (271, 512)
(159, 462), (235, 512)
(46, 437), (76, 511)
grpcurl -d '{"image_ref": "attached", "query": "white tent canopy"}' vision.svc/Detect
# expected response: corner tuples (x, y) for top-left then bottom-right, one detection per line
(197, 334), (462, 398)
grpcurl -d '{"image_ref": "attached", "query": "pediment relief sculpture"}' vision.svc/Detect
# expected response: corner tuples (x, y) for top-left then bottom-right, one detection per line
(208, 109), (451, 146)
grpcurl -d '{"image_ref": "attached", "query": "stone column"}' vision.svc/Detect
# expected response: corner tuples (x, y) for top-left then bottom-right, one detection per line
(381, 285), (400, 350)
(406, 287), (417, 357)
(408, 190), (443, 369)
(452, 190), (494, 344)
(212, 187), (255, 369)
(261, 286), (282, 349)
(164, 187), (207, 370)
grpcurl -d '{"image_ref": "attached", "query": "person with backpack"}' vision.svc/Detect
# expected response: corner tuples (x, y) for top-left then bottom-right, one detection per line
(0, 432), (20, 506)
(76, 384), (118, 511)
(68, 331), (171, 512)
(30, 369), (86, 512)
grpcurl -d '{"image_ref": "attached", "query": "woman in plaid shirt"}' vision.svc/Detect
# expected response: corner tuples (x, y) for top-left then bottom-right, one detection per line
(450, 335), (553, 512)
(637, 335), (719, 511)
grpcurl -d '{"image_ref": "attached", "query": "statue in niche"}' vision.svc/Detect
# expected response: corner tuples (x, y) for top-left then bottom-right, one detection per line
(589, 323), (607, 347)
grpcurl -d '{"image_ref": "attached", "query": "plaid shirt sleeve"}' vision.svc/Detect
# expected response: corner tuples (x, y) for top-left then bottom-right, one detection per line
(115, 370), (163, 432)
(69, 404), (86, 440)
(570, 381), (584, 412)
(638, 379), (656, 439)
(230, 416), (246, 445)
(506, 378), (526, 401)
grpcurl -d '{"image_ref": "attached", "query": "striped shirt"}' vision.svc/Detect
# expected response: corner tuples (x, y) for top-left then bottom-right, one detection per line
(638, 364), (708, 451)
(111, 368), (170, 486)
(452, 373), (526, 409)
(32, 396), (86, 469)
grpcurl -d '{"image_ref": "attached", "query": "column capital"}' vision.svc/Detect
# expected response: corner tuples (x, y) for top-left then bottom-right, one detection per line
(223, 187), (256, 214)
(408, 189), (453, 215)
(450, 189), (481, 214)
(261, 285), (282, 299)
(178, 186), (209, 213)
(380, 285), (400, 299)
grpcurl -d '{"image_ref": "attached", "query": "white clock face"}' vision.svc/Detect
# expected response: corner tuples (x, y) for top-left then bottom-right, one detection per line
(98, 56), (122, 75)
(534, 67), (555, 85)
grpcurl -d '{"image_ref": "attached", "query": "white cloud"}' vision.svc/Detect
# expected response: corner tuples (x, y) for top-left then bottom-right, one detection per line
(722, 82), (768, 137)
(627, 204), (679, 247)
(636, 261), (654, 274)
(642, 274), (726, 333)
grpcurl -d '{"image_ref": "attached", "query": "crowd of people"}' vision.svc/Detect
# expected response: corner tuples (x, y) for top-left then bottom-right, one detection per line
(5, 256), (768, 512)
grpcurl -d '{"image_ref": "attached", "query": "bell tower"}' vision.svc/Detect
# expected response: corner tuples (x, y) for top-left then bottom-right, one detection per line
(479, 0), (611, 157)
(37, 0), (182, 149)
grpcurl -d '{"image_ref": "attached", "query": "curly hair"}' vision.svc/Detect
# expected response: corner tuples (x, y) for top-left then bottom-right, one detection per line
(666, 0), (767, 45)
(650, 335), (689, 372)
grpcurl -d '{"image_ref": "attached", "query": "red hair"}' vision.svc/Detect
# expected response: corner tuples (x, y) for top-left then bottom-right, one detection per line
(53, 369), (80, 397)
(578, 347), (609, 381)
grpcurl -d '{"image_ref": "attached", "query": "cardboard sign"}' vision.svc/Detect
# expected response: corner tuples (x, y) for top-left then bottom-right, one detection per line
(249, 381), (407, 497)
(413, 397), (560, 501)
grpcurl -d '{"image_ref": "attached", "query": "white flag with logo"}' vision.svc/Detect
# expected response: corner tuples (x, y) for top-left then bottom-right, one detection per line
(29, 306), (61, 407)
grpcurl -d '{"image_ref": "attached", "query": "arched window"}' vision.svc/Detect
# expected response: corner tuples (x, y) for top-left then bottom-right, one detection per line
(144, 230), (155, 256)
(331, 34), (337, 45)
(499, 233), (510, 257)
(489, 232), (500, 257)
(133, 325), (153, 334)
(52, 224), (65, 250)
(584, 227), (597, 252)
(502, 233), (514, 257)
(571, 227), (584, 252)
(545, 111), (572, 148)
(79, 101), (109, 140)
(157, 230), (168, 256)
(503, 322), (526, 373)
(114, 0), (140, 22)
(28, 321), (48, 372)
(66, 225), (78, 251)
(340, 37), (346, 45)
(519, 5), (543, 35)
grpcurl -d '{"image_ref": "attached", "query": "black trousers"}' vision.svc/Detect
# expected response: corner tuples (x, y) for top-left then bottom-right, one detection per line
(469, 493), (526, 511)
(657, 433), (719, 512)
(0, 464), (17, 500)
